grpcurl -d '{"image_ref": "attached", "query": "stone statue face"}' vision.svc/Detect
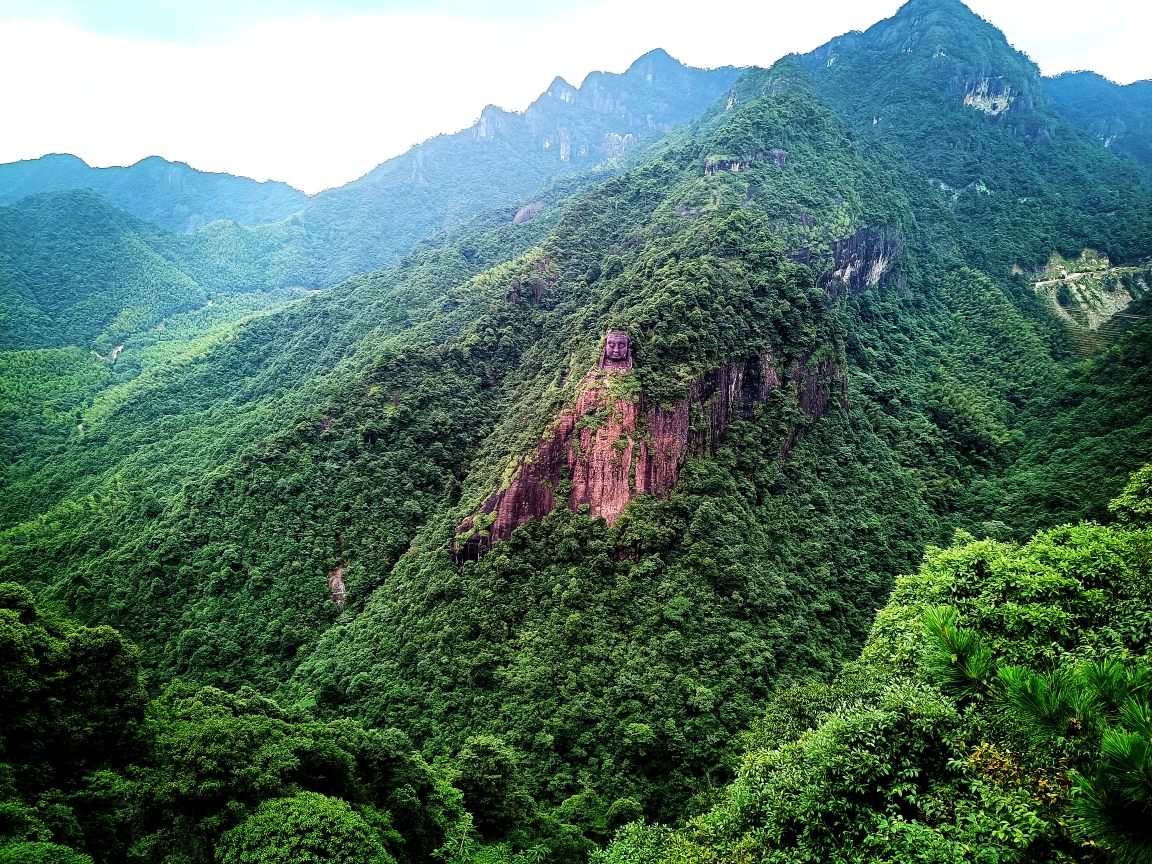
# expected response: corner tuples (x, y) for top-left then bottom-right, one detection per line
(605, 331), (630, 362)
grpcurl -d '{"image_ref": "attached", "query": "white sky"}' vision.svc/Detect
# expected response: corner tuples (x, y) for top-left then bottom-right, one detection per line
(0, 0), (1148, 194)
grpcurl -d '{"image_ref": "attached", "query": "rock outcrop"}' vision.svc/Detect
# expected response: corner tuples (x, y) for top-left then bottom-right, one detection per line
(787, 226), (904, 297)
(949, 70), (1051, 143)
(817, 226), (904, 296)
(513, 202), (543, 224)
(453, 338), (844, 561)
(603, 133), (636, 159)
(951, 71), (1018, 117)
(327, 564), (346, 609)
(703, 153), (766, 175)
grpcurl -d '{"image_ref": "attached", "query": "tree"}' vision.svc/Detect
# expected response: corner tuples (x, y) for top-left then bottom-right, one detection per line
(0, 842), (93, 864)
(453, 738), (532, 842)
(215, 792), (394, 864)
(1110, 462), (1152, 525)
(0, 583), (144, 859)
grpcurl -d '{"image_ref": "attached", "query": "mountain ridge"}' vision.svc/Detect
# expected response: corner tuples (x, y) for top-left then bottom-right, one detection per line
(1, 50), (740, 292)
(0, 153), (308, 233)
(295, 48), (740, 284)
(1043, 69), (1152, 172)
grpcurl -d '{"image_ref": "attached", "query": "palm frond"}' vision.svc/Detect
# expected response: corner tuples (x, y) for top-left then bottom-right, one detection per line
(922, 605), (992, 699)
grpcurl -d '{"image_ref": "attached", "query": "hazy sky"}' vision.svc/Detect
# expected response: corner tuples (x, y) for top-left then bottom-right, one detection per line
(1, 0), (1148, 194)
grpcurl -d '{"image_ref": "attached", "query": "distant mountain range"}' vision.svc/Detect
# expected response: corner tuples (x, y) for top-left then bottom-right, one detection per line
(0, 187), (313, 351)
(4, 42), (1148, 317)
(295, 49), (741, 285)
(0, 153), (307, 233)
(1, 50), (740, 293)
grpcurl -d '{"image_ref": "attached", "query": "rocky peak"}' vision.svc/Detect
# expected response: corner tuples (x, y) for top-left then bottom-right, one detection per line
(801, 0), (1052, 146)
(473, 105), (514, 141)
(546, 77), (577, 103)
(805, 0), (1042, 98)
(624, 47), (687, 83)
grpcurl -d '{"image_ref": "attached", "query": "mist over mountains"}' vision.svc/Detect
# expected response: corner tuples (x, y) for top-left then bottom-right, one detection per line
(1, 1), (1151, 863)
(0, 153), (308, 232)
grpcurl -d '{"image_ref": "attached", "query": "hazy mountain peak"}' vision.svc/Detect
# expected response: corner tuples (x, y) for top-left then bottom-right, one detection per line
(627, 46), (676, 66)
(623, 47), (685, 78)
(297, 50), (740, 284)
(545, 76), (576, 101)
(1043, 70), (1152, 170)
(808, 0), (1040, 84)
(802, 0), (1049, 151)
(0, 152), (306, 233)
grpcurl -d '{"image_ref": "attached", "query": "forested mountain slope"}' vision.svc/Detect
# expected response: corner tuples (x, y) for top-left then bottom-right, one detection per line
(0, 188), (311, 351)
(289, 31), (1152, 821)
(0, 184), (574, 663)
(0, 153), (308, 232)
(1044, 71), (1152, 173)
(800, 0), (1151, 271)
(600, 464), (1152, 864)
(798, 0), (1152, 526)
(1, 0), (1151, 862)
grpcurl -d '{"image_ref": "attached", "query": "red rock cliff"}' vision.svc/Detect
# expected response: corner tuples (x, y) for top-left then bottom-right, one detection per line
(453, 351), (842, 561)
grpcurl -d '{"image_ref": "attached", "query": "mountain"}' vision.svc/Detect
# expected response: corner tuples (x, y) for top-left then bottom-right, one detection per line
(0, 51), (740, 293)
(1043, 70), (1152, 172)
(1, 1), (1151, 862)
(296, 49), (742, 285)
(796, 0), (1152, 531)
(799, 0), (1152, 272)
(0, 187), (312, 351)
(0, 153), (307, 232)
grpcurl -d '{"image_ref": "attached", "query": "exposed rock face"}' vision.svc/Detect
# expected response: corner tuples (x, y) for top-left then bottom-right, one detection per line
(513, 202), (543, 224)
(603, 133), (636, 159)
(474, 105), (509, 141)
(328, 564), (346, 609)
(1088, 116), (1128, 147)
(783, 357), (847, 457)
(703, 154), (765, 175)
(949, 69), (1051, 143)
(453, 338), (844, 561)
(787, 248), (813, 267)
(817, 226), (904, 296)
(951, 71), (1017, 116)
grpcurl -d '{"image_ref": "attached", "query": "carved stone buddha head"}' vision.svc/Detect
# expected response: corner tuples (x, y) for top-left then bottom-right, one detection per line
(600, 330), (632, 370)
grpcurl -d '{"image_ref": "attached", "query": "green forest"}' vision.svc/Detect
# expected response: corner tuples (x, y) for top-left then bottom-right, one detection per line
(2, 0), (1151, 862)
